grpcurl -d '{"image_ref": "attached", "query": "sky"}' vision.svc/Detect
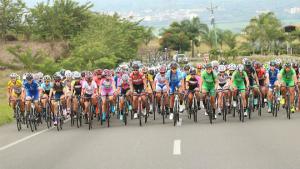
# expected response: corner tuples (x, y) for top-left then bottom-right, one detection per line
(23, 0), (300, 32)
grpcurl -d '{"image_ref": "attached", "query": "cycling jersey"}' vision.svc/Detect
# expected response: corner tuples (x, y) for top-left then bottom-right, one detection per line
(186, 75), (200, 91)
(279, 68), (296, 87)
(119, 79), (130, 95)
(144, 73), (153, 91)
(82, 81), (97, 95)
(166, 69), (182, 93)
(245, 66), (257, 86)
(100, 78), (114, 96)
(7, 79), (22, 90)
(267, 68), (279, 87)
(155, 73), (168, 92)
(40, 82), (53, 95)
(130, 72), (144, 93)
(201, 70), (217, 96)
(232, 71), (248, 91)
(24, 80), (39, 100)
(217, 73), (229, 87)
(72, 80), (82, 96)
(256, 68), (266, 86)
(53, 82), (64, 100)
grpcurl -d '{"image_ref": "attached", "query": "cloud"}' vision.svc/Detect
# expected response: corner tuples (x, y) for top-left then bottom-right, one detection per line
(285, 7), (300, 14)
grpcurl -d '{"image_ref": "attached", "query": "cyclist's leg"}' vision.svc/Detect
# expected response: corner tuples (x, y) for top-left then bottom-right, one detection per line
(188, 91), (193, 109)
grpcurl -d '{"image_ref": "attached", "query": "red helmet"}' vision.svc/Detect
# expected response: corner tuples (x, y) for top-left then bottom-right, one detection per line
(94, 69), (102, 76)
(197, 64), (202, 69)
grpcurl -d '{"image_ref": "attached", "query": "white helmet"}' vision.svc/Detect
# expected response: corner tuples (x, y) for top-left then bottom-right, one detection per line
(218, 65), (226, 72)
(72, 71), (81, 79)
(242, 58), (248, 65)
(37, 72), (44, 79)
(65, 70), (72, 79)
(237, 64), (244, 72)
(22, 73), (28, 80)
(228, 64), (236, 71)
(211, 60), (219, 68)
(10, 73), (18, 79)
(33, 73), (40, 80)
(121, 73), (129, 81)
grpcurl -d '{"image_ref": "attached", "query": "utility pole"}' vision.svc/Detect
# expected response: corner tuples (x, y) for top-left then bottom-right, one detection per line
(207, 0), (218, 49)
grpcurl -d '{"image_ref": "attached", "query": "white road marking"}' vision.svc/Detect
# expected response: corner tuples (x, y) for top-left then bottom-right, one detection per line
(173, 139), (181, 155)
(0, 118), (70, 152)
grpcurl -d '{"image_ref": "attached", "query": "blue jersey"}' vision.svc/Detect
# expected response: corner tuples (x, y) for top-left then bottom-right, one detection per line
(40, 82), (53, 92)
(166, 70), (182, 84)
(268, 68), (279, 86)
(24, 80), (39, 93)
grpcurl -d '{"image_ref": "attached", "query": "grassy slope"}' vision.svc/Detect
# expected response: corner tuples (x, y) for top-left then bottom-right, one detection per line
(0, 70), (13, 126)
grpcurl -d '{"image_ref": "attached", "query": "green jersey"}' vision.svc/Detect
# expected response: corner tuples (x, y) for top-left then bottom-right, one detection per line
(202, 70), (217, 87)
(279, 68), (296, 82)
(232, 71), (248, 85)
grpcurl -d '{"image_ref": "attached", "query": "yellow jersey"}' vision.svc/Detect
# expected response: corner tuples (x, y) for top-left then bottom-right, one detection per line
(7, 80), (22, 90)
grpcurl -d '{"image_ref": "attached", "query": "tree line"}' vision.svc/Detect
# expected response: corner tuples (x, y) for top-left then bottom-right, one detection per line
(0, 0), (154, 73)
(159, 12), (300, 60)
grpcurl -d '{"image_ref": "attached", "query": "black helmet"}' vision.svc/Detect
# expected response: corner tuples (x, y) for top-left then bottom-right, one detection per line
(285, 63), (291, 67)
(245, 60), (252, 67)
(205, 63), (212, 68)
(26, 73), (33, 81)
(53, 74), (61, 81)
(184, 64), (190, 71)
(132, 64), (139, 70)
(190, 68), (196, 75)
(270, 61), (276, 66)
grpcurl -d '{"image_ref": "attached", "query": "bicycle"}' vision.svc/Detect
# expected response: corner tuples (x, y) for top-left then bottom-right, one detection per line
(172, 91), (182, 126)
(40, 97), (52, 128)
(187, 90), (198, 122)
(25, 98), (38, 132)
(217, 88), (230, 122)
(82, 96), (95, 130)
(280, 85), (293, 120)
(12, 98), (23, 131)
(270, 87), (280, 117)
(204, 91), (214, 124)
(51, 98), (64, 131)
(133, 92), (148, 126)
(101, 94), (112, 128)
(232, 88), (245, 122)
(72, 95), (83, 128)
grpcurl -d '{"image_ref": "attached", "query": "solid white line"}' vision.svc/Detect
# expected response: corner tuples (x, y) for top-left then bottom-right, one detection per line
(173, 139), (181, 155)
(0, 118), (70, 152)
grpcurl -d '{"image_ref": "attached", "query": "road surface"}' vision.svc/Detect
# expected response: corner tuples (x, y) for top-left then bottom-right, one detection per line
(1, 110), (300, 169)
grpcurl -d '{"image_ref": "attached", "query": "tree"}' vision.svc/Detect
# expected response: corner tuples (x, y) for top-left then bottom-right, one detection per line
(29, 0), (93, 40)
(0, 0), (25, 40)
(243, 12), (284, 55)
(222, 30), (237, 50)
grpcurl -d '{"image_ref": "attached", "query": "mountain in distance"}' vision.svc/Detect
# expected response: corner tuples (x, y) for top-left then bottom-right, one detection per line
(25, 0), (300, 32)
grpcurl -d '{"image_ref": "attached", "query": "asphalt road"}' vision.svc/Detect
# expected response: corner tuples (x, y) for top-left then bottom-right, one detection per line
(1, 109), (300, 169)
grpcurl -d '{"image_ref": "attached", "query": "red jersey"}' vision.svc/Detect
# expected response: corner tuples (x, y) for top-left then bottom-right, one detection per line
(130, 72), (144, 85)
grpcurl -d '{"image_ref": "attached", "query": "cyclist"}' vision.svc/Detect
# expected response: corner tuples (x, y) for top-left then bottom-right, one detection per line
(39, 75), (53, 117)
(82, 71), (98, 122)
(167, 62), (184, 120)
(7, 73), (24, 117)
(216, 65), (230, 116)
(99, 69), (116, 121)
(196, 64), (203, 76)
(63, 70), (73, 116)
(130, 64), (148, 119)
(49, 75), (65, 125)
(278, 63), (298, 113)
(200, 63), (218, 119)
(71, 71), (83, 118)
(265, 61), (279, 113)
(230, 64), (250, 117)
(118, 73), (132, 120)
(254, 62), (268, 107)
(24, 73), (42, 121)
(154, 66), (169, 114)
(186, 68), (201, 111)
(143, 67), (154, 113)
(244, 60), (260, 108)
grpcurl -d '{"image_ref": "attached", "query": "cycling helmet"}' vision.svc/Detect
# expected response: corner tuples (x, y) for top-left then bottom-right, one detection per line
(142, 67), (148, 73)
(86, 71), (93, 78)
(205, 63), (212, 68)
(22, 73), (28, 80)
(218, 65), (226, 72)
(228, 64), (236, 71)
(10, 73), (18, 79)
(211, 60), (219, 67)
(26, 73), (33, 81)
(190, 68), (196, 75)
(121, 73), (129, 81)
(65, 70), (72, 79)
(149, 68), (155, 76)
(53, 74), (62, 81)
(183, 64), (190, 71)
(284, 63), (291, 67)
(37, 72), (44, 79)
(160, 66), (166, 73)
(33, 73), (40, 80)
(242, 58), (249, 65)
(245, 60), (252, 67)
(59, 69), (66, 77)
(132, 64), (139, 70)
(43, 75), (51, 81)
(196, 64), (203, 69)
(103, 69), (111, 77)
(270, 61), (276, 67)
(237, 64), (244, 72)
(94, 69), (102, 76)
(73, 71), (81, 79)
(170, 62), (178, 69)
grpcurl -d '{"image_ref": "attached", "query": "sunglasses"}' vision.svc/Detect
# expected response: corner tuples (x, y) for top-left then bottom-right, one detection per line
(55, 80), (60, 83)
(133, 69), (138, 71)
(45, 80), (50, 83)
